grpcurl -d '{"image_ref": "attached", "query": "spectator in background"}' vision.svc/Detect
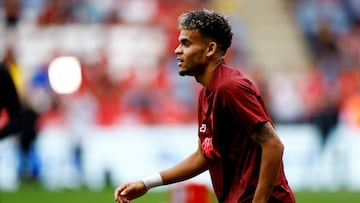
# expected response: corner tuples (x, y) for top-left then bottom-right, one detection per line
(344, 0), (360, 24)
(37, 0), (74, 25)
(71, 0), (103, 24)
(293, 0), (350, 59)
(3, 0), (22, 28)
(339, 19), (360, 67)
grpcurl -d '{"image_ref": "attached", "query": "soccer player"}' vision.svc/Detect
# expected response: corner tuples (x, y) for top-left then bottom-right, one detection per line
(0, 62), (22, 139)
(114, 9), (296, 203)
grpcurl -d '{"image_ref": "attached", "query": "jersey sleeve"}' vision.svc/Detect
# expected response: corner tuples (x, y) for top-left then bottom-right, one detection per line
(220, 79), (270, 135)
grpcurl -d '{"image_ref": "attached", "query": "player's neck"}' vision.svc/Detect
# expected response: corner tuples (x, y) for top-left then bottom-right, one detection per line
(195, 58), (224, 87)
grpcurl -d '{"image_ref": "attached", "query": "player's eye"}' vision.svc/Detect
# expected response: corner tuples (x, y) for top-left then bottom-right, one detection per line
(180, 39), (191, 47)
(183, 43), (190, 47)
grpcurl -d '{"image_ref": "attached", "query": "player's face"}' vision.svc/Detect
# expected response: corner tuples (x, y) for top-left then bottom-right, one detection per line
(175, 29), (209, 76)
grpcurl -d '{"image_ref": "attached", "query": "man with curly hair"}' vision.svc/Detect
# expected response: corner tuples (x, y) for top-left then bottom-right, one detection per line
(114, 9), (296, 203)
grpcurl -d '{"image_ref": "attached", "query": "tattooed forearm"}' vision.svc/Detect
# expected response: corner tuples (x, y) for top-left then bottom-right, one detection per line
(250, 122), (275, 144)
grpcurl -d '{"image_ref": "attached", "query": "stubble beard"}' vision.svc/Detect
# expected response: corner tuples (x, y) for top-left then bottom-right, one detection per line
(178, 63), (205, 77)
(178, 70), (187, 76)
(178, 64), (190, 76)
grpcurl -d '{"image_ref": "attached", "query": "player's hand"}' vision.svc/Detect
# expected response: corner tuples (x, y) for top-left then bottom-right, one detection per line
(114, 181), (148, 203)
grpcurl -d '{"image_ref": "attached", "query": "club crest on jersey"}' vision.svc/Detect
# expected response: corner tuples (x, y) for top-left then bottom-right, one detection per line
(199, 123), (206, 133)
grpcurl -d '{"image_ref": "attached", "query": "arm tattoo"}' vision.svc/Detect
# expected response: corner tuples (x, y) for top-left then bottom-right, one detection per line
(250, 122), (274, 144)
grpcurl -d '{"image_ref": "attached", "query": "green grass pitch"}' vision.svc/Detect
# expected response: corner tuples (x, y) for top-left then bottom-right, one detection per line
(1, 182), (359, 203)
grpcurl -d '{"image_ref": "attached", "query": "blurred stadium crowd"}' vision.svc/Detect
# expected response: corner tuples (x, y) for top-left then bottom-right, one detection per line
(0, 0), (360, 191)
(291, 0), (360, 143)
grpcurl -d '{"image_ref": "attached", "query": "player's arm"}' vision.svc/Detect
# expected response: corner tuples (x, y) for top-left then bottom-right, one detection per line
(250, 121), (284, 203)
(114, 139), (208, 203)
(160, 138), (208, 184)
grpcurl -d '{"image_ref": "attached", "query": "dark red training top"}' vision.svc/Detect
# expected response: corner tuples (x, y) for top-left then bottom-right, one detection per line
(197, 63), (295, 203)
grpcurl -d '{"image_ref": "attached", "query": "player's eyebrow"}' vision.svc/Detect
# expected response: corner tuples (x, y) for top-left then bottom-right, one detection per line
(179, 38), (192, 44)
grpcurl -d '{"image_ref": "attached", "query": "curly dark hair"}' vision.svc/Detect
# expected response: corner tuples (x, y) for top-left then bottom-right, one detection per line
(178, 9), (233, 54)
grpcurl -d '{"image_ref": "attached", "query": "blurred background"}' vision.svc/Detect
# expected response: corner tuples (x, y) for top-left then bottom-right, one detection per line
(0, 0), (360, 202)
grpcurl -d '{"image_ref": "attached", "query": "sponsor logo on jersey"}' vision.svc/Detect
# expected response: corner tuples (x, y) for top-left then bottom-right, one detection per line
(199, 123), (206, 133)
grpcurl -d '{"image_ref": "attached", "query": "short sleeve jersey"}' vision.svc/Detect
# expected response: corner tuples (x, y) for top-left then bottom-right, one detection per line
(198, 63), (295, 203)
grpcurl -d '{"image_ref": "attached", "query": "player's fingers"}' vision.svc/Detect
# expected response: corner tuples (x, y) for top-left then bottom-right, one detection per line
(117, 196), (130, 203)
(115, 197), (130, 203)
(114, 194), (130, 203)
(120, 183), (134, 196)
(114, 184), (128, 201)
(114, 187), (121, 201)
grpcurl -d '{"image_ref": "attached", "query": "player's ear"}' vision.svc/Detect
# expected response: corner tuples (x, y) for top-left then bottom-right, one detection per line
(206, 42), (217, 57)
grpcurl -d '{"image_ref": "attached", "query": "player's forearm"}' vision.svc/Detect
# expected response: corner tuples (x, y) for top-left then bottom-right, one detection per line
(160, 148), (208, 185)
(253, 137), (284, 203)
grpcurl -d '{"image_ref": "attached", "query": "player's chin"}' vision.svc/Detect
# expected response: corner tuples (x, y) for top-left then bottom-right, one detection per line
(178, 70), (187, 76)
(178, 68), (188, 76)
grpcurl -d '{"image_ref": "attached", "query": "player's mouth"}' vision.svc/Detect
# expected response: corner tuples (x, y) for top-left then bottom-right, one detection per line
(177, 58), (184, 67)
